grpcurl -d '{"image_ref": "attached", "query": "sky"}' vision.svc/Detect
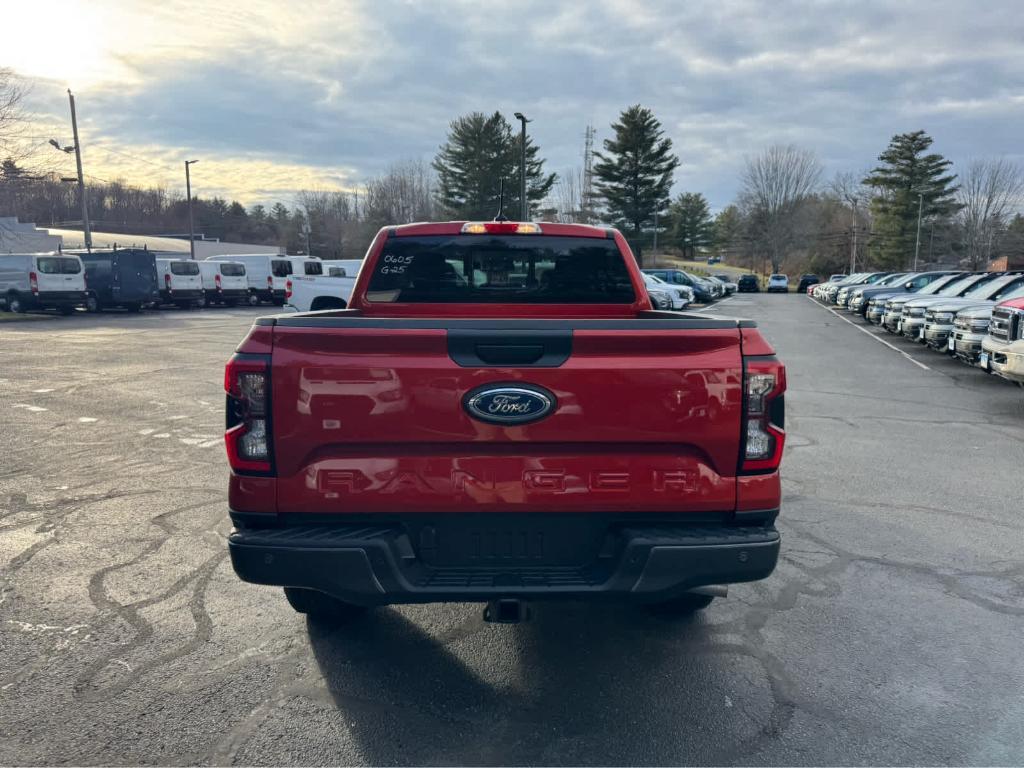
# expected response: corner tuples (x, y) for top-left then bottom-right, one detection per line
(5, 0), (1024, 212)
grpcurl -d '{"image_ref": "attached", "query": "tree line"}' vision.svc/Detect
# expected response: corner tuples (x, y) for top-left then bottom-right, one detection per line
(2, 66), (1022, 271)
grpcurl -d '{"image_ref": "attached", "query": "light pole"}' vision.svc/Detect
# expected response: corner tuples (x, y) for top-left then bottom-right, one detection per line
(513, 112), (531, 221)
(50, 90), (92, 250)
(185, 160), (199, 260)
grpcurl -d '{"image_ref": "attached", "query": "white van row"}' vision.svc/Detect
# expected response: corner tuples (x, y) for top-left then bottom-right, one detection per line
(0, 252), (360, 314)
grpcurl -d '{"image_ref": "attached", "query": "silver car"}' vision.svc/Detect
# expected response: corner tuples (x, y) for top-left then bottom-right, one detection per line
(951, 306), (998, 364)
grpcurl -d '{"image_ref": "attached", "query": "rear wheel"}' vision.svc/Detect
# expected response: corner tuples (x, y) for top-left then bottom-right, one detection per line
(85, 294), (101, 313)
(247, 291), (260, 306)
(284, 587), (367, 623)
(646, 593), (715, 616)
(7, 292), (25, 313)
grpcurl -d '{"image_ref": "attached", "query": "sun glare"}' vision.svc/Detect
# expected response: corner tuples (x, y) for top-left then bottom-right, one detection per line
(5, 1), (119, 86)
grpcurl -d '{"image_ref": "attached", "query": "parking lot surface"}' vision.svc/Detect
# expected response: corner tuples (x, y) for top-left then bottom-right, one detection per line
(2, 297), (1023, 766)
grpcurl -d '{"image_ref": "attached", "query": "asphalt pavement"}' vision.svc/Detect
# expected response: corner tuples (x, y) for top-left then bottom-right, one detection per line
(1, 297), (1023, 766)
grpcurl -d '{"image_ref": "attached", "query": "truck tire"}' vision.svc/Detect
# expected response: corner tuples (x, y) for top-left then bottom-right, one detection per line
(7, 292), (25, 313)
(283, 587), (367, 622)
(247, 291), (260, 306)
(646, 593), (715, 616)
(85, 294), (101, 313)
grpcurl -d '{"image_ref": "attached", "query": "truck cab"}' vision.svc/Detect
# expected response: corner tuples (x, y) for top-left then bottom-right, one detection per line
(224, 221), (786, 623)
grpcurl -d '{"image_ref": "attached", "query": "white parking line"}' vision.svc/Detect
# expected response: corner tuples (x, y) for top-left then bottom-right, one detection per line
(813, 297), (931, 371)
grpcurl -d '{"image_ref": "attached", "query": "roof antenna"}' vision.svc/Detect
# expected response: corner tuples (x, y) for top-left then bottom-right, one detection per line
(493, 178), (508, 222)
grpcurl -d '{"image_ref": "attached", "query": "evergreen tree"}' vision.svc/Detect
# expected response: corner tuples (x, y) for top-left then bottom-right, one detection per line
(668, 192), (713, 259)
(863, 131), (960, 268)
(432, 111), (555, 220)
(593, 105), (679, 262)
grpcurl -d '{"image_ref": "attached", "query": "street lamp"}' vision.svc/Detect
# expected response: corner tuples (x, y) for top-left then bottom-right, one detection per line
(513, 112), (531, 221)
(185, 160), (199, 260)
(49, 89), (92, 251)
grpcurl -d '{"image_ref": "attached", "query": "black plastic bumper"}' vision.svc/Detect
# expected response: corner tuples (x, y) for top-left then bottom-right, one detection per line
(228, 517), (780, 605)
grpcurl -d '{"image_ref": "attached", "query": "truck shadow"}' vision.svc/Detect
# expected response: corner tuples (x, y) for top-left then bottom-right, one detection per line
(308, 600), (775, 765)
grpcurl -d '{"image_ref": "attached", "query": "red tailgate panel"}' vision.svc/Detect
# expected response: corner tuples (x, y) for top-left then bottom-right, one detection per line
(271, 325), (742, 514)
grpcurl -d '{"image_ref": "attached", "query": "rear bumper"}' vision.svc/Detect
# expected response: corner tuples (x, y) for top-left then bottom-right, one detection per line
(207, 288), (248, 302)
(161, 289), (203, 302)
(228, 515), (780, 605)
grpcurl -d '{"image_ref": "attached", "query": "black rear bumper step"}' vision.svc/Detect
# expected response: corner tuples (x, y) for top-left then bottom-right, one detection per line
(228, 521), (780, 605)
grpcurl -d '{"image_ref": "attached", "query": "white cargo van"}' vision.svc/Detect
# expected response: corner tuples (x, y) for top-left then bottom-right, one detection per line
(0, 252), (87, 314)
(205, 254), (292, 305)
(198, 261), (248, 306)
(156, 258), (204, 308)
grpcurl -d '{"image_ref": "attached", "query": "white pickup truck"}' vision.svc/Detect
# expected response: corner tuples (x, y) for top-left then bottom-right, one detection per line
(285, 270), (357, 312)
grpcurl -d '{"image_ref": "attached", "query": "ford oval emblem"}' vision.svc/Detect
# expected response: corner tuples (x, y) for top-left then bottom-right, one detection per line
(463, 383), (556, 425)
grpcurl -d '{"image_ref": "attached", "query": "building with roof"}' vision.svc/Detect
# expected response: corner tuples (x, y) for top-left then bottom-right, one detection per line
(0, 217), (64, 253)
(45, 228), (283, 258)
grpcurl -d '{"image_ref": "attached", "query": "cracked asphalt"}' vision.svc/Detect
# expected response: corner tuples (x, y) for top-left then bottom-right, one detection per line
(2, 296), (1023, 766)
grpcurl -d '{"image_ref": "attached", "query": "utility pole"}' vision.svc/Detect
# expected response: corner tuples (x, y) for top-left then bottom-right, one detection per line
(850, 198), (858, 273)
(185, 160), (199, 259)
(66, 90), (92, 251)
(513, 112), (530, 221)
(582, 124), (595, 224)
(653, 208), (659, 265)
(913, 192), (924, 270)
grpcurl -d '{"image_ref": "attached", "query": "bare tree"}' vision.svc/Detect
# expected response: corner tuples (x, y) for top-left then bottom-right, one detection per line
(553, 166), (584, 222)
(362, 158), (436, 230)
(827, 170), (874, 272)
(957, 158), (1024, 269)
(739, 145), (822, 272)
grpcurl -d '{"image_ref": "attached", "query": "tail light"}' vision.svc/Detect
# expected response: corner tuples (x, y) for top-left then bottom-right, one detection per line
(29, 271), (38, 294)
(740, 357), (786, 474)
(267, 275), (273, 290)
(215, 273), (222, 291)
(164, 273), (172, 292)
(285, 279), (292, 300)
(224, 354), (273, 474)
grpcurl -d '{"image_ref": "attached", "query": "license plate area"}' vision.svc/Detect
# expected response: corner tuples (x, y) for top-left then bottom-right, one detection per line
(407, 514), (616, 568)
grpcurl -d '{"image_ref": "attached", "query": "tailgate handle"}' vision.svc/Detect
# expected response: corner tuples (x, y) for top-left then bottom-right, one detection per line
(474, 344), (544, 365)
(448, 329), (572, 367)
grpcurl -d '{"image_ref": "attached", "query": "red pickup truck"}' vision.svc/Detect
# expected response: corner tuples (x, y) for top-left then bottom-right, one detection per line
(225, 221), (786, 623)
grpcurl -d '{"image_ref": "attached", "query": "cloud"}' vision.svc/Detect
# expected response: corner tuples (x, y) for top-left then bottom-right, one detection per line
(7, 0), (1024, 210)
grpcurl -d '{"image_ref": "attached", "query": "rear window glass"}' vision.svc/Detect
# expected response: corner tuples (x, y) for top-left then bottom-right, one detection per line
(366, 235), (636, 304)
(327, 266), (348, 277)
(37, 257), (82, 274)
(170, 261), (200, 275)
(219, 263), (245, 277)
(271, 260), (293, 277)
(303, 261), (322, 275)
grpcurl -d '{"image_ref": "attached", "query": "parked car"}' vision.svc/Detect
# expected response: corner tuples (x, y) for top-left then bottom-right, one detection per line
(951, 305), (1000, 365)
(70, 248), (159, 312)
(198, 260), (249, 306)
(880, 273), (967, 332)
(920, 275), (1024, 350)
(797, 274), (820, 293)
(737, 274), (759, 293)
(826, 272), (891, 305)
(205, 253), (294, 305)
(320, 259), (364, 278)
(766, 274), (789, 293)
(225, 220), (787, 622)
(860, 272), (960, 323)
(981, 297), (1024, 384)
(712, 274), (738, 295)
(642, 269), (715, 302)
(890, 273), (1002, 338)
(643, 273), (692, 309)
(0, 252), (87, 314)
(155, 258), (204, 308)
